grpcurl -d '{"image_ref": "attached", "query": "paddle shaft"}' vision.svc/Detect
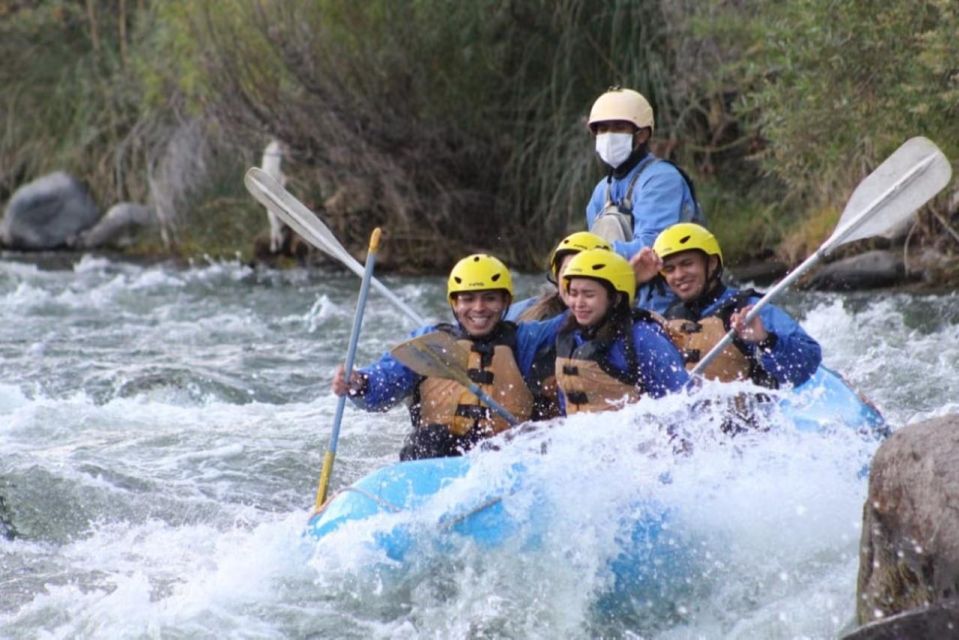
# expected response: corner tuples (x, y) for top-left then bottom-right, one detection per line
(466, 382), (520, 427)
(690, 146), (944, 377)
(315, 228), (382, 509)
(245, 169), (426, 326)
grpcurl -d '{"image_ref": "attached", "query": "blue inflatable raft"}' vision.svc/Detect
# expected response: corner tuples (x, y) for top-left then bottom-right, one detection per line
(306, 365), (884, 595)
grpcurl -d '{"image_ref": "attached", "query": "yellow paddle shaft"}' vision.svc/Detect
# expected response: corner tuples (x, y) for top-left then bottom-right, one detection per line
(315, 451), (336, 510)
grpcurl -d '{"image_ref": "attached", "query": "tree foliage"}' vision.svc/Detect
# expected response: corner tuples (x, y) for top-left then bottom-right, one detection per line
(1, 0), (956, 267)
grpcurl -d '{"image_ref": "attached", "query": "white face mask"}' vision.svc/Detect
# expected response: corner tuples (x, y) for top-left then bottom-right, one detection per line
(595, 132), (634, 168)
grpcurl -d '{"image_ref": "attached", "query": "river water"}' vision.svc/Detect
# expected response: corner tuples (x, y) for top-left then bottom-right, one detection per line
(0, 253), (956, 639)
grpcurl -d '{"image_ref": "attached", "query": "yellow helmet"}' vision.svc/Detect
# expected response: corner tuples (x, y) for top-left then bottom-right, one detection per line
(653, 223), (723, 267)
(447, 254), (514, 304)
(548, 231), (612, 282)
(587, 87), (654, 133)
(562, 248), (636, 305)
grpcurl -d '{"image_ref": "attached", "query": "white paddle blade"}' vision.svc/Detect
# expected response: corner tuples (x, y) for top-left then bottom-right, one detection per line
(244, 168), (353, 263)
(391, 332), (471, 383)
(245, 167), (428, 326)
(829, 137), (952, 251)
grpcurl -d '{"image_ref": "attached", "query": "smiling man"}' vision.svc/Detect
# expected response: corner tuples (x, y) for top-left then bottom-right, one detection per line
(631, 223), (821, 387)
(333, 254), (565, 460)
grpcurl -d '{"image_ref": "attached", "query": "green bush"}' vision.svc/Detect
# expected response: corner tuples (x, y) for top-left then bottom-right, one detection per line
(715, 0), (959, 211)
(3, 0), (955, 269)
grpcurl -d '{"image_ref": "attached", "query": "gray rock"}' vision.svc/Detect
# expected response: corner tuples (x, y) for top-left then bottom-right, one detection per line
(809, 250), (904, 290)
(842, 599), (959, 640)
(0, 172), (100, 249)
(72, 202), (154, 249)
(856, 414), (959, 625)
(729, 260), (788, 286)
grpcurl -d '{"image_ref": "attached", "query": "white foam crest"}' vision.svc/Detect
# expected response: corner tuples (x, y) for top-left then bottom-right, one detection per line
(54, 273), (129, 308)
(127, 267), (186, 290)
(184, 258), (255, 284)
(71, 254), (114, 274)
(804, 294), (959, 426)
(304, 294), (350, 333)
(0, 386), (308, 449)
(0, 383), (31, 413)
(0, 259), (43, 279)
(2, 281), (53, 308)
(1, 514), (312, 638)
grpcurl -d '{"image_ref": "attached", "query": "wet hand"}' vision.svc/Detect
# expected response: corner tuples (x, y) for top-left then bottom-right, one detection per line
(630, 247), (662, 284)
(729, 305), (768, 343)
(331, 364), (365, 396)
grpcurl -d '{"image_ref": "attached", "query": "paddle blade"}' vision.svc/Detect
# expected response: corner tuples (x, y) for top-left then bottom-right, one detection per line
(828, 137), (952, 251)
(391, 332), (471, 385)
(244, 168), (353, 262)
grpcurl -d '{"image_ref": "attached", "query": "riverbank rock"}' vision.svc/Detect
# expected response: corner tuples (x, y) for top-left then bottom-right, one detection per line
(809, 250), (905, 290)
(855, 413), (959, 625)
(729, 260), (788, 286)
(72, 202), (154, 249)
(0, 172), (100, 250)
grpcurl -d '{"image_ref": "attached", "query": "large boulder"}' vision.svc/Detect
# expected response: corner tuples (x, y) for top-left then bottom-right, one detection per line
(809, 250), (904, 290)
(843, 599), (959, 640)
(856, 413), (959, 624)
(72, 202), (154, 249)
(0, 171), (100, 249)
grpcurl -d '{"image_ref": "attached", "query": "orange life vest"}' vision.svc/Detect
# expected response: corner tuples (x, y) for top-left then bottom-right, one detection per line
(414, 324), (534, 437)
(663, 289), (778, 388)
(553, 313), (654, 414)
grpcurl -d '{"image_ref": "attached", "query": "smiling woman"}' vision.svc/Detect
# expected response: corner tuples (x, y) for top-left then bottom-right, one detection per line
(555, 249), (688, 415)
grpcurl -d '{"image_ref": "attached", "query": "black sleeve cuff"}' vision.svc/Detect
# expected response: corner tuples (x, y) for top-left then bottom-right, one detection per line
(347, 373), (369, 397)
(757, 332), (778, 352)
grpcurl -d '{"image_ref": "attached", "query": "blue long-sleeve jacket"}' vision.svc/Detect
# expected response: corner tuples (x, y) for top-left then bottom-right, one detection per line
(586, 154), (700, 313)
(693, 287), (821, 387)
(556, 319), (689, 413)
(350, 315), (567, 412)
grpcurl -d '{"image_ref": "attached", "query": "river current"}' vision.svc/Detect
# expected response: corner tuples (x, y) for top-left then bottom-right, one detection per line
(0, 253), (957, 639)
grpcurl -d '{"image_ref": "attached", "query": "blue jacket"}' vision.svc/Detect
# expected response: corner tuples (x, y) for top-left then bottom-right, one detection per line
(679, 286), (821, 387)
(556, 317), (689, 413)
(586, 153), (701, 313)
(351, 315), (567, 412)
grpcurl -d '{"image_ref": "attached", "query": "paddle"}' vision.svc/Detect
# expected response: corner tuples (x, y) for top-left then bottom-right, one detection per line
(314, 228), (382, 509)
(243, 167), (427, 327)
(691, 136), (952, 377)
(391, 332), (520, 427)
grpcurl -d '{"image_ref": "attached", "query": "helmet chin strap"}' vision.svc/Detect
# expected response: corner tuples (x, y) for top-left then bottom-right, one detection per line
(702, 260), (725, 297)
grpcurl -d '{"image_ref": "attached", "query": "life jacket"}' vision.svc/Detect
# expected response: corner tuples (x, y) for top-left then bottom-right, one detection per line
(593, 156), (704, 244)
(554, 311), (654, 414)
(663, 289), (778, 388)
(413, 323), (534, 437)
(528, 342), (561, 421)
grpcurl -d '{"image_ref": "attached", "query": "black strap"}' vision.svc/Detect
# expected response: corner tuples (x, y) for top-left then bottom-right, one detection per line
(470, 341), (494, 368)
(468, 368), (494, 384)
(455, 404), (491, 420)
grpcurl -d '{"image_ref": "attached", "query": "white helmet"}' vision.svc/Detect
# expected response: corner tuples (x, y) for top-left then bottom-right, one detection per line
(587, 87), (654, 133)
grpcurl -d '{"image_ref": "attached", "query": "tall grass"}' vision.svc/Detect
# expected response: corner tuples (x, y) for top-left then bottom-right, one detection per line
(161, 0), (746, 269)
(2, 0), (956, 268)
